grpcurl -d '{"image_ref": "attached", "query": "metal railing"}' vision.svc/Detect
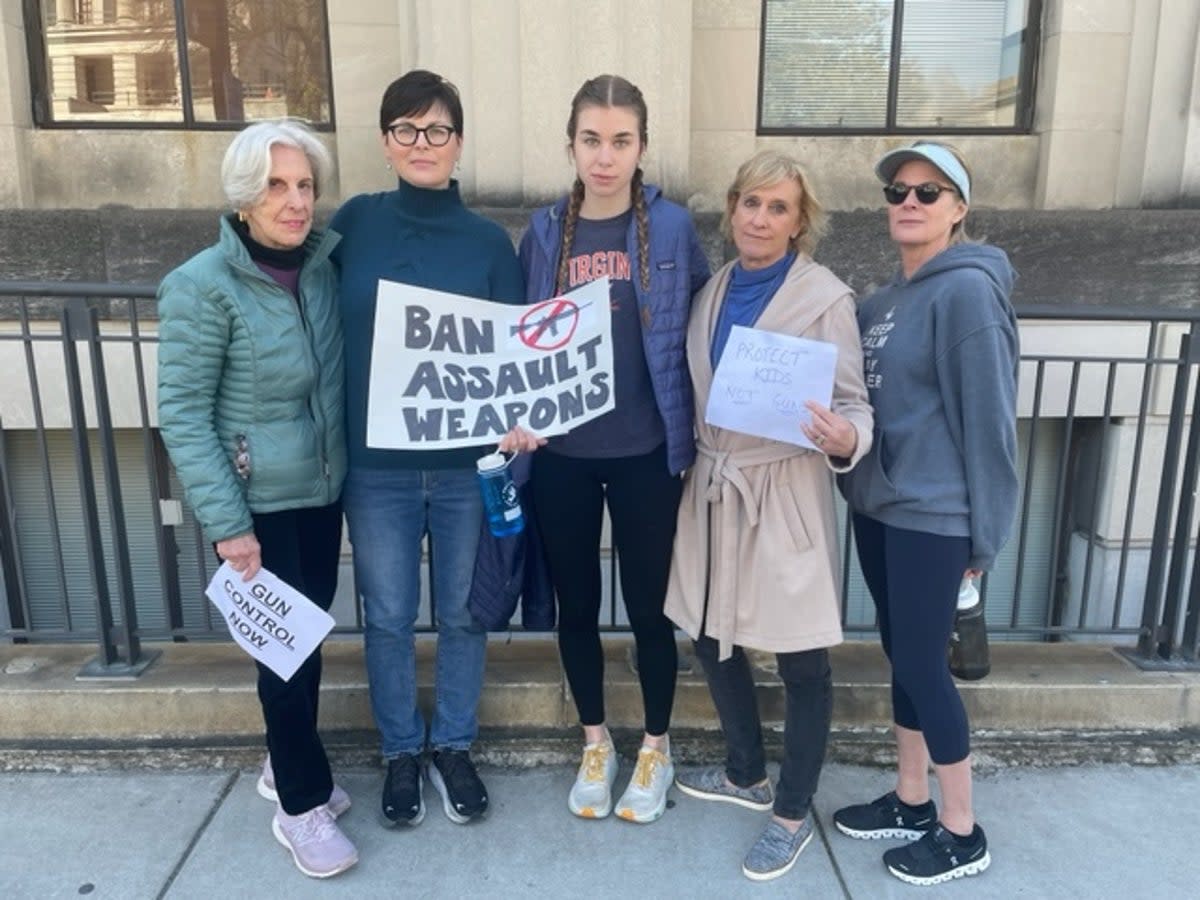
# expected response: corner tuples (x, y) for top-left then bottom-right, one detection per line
(2, 284), (1198, 675)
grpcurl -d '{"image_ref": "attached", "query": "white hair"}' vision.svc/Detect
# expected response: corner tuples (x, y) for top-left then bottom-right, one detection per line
(220, 120), (333, 211)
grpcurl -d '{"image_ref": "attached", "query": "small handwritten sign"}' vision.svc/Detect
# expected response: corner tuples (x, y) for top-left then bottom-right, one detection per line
(705, 325), (837, 448)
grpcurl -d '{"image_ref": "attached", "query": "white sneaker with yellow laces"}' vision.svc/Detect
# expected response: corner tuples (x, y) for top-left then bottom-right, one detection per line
(567, 738), (619, 819)
(615, 739), (673, 824)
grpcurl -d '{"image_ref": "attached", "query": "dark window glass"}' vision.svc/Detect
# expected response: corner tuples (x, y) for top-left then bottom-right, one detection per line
(759, 0), (1039, 133)
(31, 1), (333, 127)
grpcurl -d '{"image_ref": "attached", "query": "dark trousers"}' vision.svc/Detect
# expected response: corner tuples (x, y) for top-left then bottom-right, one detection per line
(531, 445), (682, 736)
(693, 635), (832, 820)
(249, 500), (342, 815)
(852, 513), (971, 764)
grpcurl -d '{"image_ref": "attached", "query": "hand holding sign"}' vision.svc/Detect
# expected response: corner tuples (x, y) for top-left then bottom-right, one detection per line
(204, 562), (335, 681)
(706, 325), (838, 448)
(498, 425), (547, 454)
(800, 400), (859, 458)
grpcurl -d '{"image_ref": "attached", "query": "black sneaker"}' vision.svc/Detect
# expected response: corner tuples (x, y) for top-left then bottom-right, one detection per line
(883, 823), (990, 886)
(380, 753), (425, 828)
(428, 749), (489, 823)
(833, 791), (938, 840)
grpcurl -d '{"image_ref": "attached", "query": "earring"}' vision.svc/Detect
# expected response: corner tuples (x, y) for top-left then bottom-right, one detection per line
(237, 211), (246, 223)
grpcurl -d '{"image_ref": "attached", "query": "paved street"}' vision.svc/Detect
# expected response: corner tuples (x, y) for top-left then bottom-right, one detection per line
(1, 760), (1195, 898)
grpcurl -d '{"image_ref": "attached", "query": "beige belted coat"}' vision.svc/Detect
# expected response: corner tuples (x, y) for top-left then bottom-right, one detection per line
(664, 256), (873, 660)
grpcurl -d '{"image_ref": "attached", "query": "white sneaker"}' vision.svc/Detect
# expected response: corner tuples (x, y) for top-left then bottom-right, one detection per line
(257, 755), (351, 818)
(567, 738), (618, 819)
(272, 805), (358, 879)
(615, 739), (674, 824)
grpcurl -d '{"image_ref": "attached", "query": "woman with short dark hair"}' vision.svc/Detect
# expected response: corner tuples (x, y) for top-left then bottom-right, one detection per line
(330, 69), (524, 830)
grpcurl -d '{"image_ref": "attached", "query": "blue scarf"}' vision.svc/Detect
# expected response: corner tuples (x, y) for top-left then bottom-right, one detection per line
(710, 252), (795, 368)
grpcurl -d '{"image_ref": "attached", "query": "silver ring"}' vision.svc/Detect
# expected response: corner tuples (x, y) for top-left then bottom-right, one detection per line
(815, 434), (825, 445)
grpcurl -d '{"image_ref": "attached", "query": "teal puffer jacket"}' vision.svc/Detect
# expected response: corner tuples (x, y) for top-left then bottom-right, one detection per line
(157, 216), (347, 543)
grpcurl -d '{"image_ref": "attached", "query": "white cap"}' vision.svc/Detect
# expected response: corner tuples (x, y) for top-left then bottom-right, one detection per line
(875, 141), (971, 204)
(476, 451), (506, 473)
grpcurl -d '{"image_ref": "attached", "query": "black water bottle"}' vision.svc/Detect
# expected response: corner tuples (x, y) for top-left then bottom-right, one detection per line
(948, 577), (991, 680)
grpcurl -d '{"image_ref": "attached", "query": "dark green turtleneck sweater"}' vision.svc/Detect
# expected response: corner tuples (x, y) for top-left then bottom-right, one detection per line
(330, 179), (525, 471)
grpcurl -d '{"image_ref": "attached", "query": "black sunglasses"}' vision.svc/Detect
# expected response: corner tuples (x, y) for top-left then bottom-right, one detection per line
(883, 182), (959, 205)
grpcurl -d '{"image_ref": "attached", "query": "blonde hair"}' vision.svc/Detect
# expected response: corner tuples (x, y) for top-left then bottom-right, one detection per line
(940, 142), (973, 245)
(721, 150), (828, 257)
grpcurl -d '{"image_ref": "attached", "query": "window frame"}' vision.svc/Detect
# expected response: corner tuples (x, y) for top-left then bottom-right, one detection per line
(22, 0), (337, 132)
(755, 0), (1043, 136)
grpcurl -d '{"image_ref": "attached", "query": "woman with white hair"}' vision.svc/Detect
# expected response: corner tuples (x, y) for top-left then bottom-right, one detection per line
(157, 120), (355, 879)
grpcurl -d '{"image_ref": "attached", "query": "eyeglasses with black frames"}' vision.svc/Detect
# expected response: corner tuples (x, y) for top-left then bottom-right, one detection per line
(883, 182), (959, 206)
(386, 123), (457, 147)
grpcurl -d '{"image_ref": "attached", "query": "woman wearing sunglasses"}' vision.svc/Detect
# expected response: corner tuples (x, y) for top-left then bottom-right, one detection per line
(836, 141), (1019, 886)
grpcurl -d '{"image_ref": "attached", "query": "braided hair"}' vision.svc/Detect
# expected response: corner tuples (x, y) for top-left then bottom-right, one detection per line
(554, 178), (586, 295)
(556, 74), (651, 295)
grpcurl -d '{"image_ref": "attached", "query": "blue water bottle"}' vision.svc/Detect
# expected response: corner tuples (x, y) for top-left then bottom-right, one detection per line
(477, 450), (524, 537)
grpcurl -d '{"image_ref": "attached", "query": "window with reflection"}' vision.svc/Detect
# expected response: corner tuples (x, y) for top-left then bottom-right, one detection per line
(759, 0), (1040, 133)
(32, 0), (333, 127)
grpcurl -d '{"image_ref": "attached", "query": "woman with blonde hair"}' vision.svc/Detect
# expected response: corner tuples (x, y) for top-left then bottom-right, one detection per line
(835, 140), (1018, 886)
(667, 150), (872, 881)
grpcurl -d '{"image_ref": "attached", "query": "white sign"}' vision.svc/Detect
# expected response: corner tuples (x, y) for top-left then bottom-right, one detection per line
(367, 279), (615, 449)
(705, 325), (838, 448)
(204, 563), (335, 681)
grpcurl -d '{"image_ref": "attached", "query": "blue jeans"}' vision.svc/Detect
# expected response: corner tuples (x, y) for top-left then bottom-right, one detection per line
(344, 467), (486, 757)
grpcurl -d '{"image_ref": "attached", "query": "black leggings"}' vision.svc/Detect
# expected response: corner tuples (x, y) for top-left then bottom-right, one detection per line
(249, 500), (342, 814)
(531, 445), (682, 736)
(852, 513), (971, 764)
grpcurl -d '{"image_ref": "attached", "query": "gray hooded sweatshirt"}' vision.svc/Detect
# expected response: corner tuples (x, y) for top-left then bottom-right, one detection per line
(840, 243), (1019, 570)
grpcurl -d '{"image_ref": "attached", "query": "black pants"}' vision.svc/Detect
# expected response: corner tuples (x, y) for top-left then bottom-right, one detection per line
(693, 635), (832, 820)
(249, 500), (342, 815)
(531, 445), (682, 736)
(852, 513), (971, 764)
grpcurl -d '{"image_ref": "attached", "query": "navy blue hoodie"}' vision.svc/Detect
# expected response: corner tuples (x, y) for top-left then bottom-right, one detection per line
(840, 243), (1019, 570)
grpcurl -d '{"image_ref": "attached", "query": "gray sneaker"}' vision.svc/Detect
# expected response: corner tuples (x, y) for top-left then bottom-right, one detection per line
(675, 766), (773, 811)
(257, 755), (351, 819)
(742, 817), (814, 882)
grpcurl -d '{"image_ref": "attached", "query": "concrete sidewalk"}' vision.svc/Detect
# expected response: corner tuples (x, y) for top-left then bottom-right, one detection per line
(1, 760), (1196, 898)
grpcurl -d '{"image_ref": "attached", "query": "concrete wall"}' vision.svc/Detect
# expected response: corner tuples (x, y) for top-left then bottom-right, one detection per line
(0, 0), (32, 208)
(2, 0), (1199, 210)
(327, 0), (695, 205)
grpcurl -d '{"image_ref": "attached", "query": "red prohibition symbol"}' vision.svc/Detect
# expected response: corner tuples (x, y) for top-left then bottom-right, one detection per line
(515, 298), (580, 351)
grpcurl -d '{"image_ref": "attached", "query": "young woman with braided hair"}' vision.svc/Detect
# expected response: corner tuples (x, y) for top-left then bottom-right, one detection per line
(502, 74), (710, 823)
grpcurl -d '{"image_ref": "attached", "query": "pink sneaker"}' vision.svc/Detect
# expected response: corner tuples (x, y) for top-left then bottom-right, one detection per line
(257, 755), (351, 818)
(272, 805), (358, 879)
